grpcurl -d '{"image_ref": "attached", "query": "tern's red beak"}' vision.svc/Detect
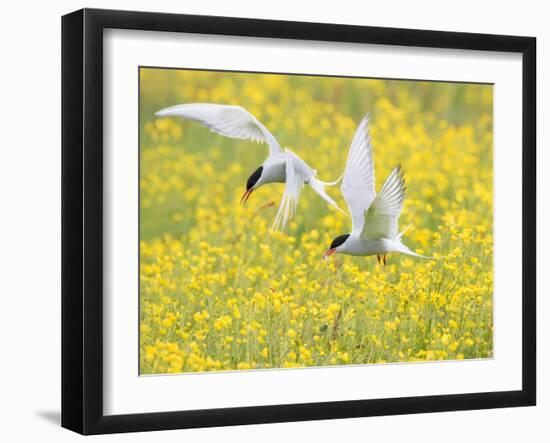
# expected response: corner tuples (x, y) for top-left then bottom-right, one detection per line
(323, 248), (337, 259)
(240, 188), (253, 204)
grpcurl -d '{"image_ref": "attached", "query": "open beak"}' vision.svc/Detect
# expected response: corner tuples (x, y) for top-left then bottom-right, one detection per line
(240, 189), (253, 204)
(323, 248), (336, 259)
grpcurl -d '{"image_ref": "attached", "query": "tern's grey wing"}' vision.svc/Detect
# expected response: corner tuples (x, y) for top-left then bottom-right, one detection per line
(156, 103), (283, 156)
(340, 114), (376, 235)
(360, 165), (406, 240)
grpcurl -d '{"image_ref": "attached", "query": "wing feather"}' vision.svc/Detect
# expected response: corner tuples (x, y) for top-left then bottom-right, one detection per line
(271, 150), (310, 231)
(360, 165), (406, 240)
(340, 114), (376, 235)
(155, 103), (283, 155)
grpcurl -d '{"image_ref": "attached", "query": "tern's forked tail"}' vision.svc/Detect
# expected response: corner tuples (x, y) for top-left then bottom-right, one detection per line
(318, 171), (344, 187)
(396, 224), (412, 240)
(394, 240), (434, 260)
(309, 176), (345, 214)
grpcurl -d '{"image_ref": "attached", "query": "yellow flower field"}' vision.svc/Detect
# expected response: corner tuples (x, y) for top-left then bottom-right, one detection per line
(139, 68), (493, 374)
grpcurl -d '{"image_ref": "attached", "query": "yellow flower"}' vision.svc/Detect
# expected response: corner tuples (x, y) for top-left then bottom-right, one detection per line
(214, 315), (232, 331)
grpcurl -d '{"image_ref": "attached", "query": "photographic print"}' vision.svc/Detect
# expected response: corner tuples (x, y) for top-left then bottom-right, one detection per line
(139, 67), (494, 375)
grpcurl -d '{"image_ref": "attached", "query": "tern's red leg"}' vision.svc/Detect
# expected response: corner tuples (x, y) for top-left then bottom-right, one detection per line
(383, 255), (387, 266)
(377, 255), (381, 265)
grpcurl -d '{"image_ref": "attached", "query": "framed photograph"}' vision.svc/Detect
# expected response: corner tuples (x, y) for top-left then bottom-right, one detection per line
(62, 8), (536, 435)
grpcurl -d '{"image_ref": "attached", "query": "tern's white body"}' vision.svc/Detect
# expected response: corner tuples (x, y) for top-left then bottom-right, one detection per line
(257, 155), (286, 186)
(258, 153), (322, 186)
(337, 237), (410, 256)
(325, 114), (430, 261)
(155, 103), (343, 231)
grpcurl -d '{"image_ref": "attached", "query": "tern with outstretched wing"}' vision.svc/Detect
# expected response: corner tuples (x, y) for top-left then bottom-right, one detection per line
(323, 114), (431, 265)
(156, 103), (343, 231)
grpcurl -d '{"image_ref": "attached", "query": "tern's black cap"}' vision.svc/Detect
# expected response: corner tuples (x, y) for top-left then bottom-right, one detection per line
(330, 234), (350, 249)
(246, 166), (263, 191)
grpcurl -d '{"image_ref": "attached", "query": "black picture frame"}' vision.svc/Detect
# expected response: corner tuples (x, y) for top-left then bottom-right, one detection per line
(61, 8), (536, 435)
